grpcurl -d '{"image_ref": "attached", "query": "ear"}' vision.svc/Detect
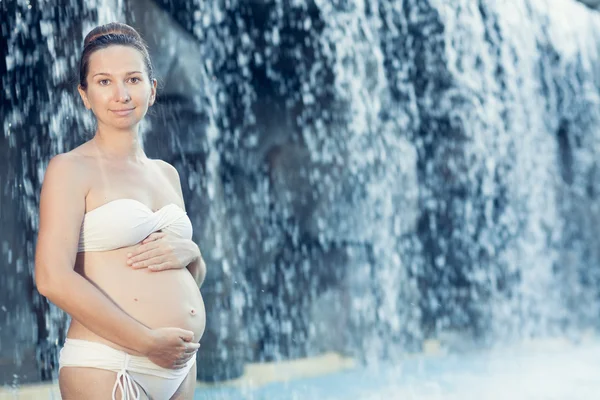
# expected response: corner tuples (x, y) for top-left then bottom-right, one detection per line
(149, 79), (157, 106)
(77, 85), (91, 110)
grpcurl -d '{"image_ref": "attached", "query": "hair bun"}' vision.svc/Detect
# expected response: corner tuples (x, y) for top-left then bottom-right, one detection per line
(83, 22), (143, 47)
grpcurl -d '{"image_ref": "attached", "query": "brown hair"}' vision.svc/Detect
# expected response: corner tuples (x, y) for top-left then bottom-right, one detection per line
(79, 22), (154, 89)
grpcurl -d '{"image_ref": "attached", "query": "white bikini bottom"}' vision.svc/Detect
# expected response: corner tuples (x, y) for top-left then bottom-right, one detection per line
(59, 338), (195, 400)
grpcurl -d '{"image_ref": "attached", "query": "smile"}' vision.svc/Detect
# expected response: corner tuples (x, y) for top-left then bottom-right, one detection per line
(111, 108), (135, 116)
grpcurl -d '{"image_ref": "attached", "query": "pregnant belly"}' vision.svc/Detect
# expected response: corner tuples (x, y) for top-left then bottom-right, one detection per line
(69, 247), (206, 352)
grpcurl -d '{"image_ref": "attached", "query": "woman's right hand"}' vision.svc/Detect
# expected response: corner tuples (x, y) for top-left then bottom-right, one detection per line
(144, 327), (200, 369)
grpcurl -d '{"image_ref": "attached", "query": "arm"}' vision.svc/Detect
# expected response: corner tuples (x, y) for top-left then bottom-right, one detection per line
(185, 247), (207, 287)
(127, 160), (207, 287)
(35, 154), (155, 354)
(166, 162), (207, 287)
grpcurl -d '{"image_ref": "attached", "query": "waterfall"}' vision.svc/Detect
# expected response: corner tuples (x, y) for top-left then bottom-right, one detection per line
(2, 0), (600, 385)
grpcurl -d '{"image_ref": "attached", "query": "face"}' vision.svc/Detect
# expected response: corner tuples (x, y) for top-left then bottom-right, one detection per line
(78, 45), (157, 130)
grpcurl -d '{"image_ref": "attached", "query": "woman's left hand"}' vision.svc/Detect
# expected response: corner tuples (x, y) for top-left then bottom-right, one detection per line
(127, 232), (199, 272)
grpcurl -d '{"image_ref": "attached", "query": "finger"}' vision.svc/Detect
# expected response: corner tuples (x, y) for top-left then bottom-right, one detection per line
(187, 342), (201, 350)
(184, 348), (199, 360)
(129, 248), (162, 265)
(181, 353), (196, 364)
(142, 232), (167, 244)
(179, 330), (195, 342)
(141, 233), (160, 244)
(148, 262), (176, 272)
(127, 243), (158, 262)
(131, 256), (166, 269)
(181, 356), (194, 366)
(177, 355), (194, 365)
(171, 361), (186, 370)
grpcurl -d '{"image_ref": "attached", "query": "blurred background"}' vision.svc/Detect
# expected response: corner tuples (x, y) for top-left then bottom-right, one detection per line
(3, 0), (600, 398)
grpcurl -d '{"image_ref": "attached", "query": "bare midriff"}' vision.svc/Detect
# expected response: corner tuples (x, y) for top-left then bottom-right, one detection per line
(66, 244), (206, 355)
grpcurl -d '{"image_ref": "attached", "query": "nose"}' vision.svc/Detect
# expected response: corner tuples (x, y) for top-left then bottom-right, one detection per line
(115, 83), (131, 103)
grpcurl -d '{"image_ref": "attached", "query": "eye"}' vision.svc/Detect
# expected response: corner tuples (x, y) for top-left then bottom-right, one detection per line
(128, 77), (141, 84)
(98, 79), (110, 86)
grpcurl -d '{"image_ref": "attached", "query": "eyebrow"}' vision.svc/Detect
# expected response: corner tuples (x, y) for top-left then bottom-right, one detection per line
(92, 71), (143, 77)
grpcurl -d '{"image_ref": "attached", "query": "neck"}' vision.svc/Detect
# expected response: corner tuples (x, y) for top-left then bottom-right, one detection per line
(93, 124), (146, 161)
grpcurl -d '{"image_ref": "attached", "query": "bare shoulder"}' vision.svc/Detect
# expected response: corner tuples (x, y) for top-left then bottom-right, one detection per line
(151, 159), (182, 186)
(150, 159), (185, 208)
(44, 151), (88, 183)
(45, 141), (100, 182)
(41, 151), (91, 213)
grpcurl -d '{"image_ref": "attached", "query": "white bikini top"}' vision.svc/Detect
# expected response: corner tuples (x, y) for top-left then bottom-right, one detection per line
(77, 198), (193, 252)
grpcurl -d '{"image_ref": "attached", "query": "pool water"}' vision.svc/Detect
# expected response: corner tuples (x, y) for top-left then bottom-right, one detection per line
(197, 340), (600, 400)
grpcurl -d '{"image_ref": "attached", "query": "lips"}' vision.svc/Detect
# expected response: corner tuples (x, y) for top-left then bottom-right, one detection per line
(111, 108), (135, 116)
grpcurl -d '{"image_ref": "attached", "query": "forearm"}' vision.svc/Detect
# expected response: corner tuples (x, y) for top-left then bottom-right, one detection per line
(186, 241), (206, 287)
(38, 271), (153, 354)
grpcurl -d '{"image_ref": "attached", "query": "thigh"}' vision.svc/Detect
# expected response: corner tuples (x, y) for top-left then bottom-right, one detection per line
(169, 362), (197, 400)
(60, 367), (149, 400)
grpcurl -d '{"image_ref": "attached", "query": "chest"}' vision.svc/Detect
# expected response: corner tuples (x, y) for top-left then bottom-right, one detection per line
(87, 162), (178, 211)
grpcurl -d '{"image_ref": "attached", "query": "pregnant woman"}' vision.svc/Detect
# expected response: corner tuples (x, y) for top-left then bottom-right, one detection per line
(34, 22), (206, 400)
